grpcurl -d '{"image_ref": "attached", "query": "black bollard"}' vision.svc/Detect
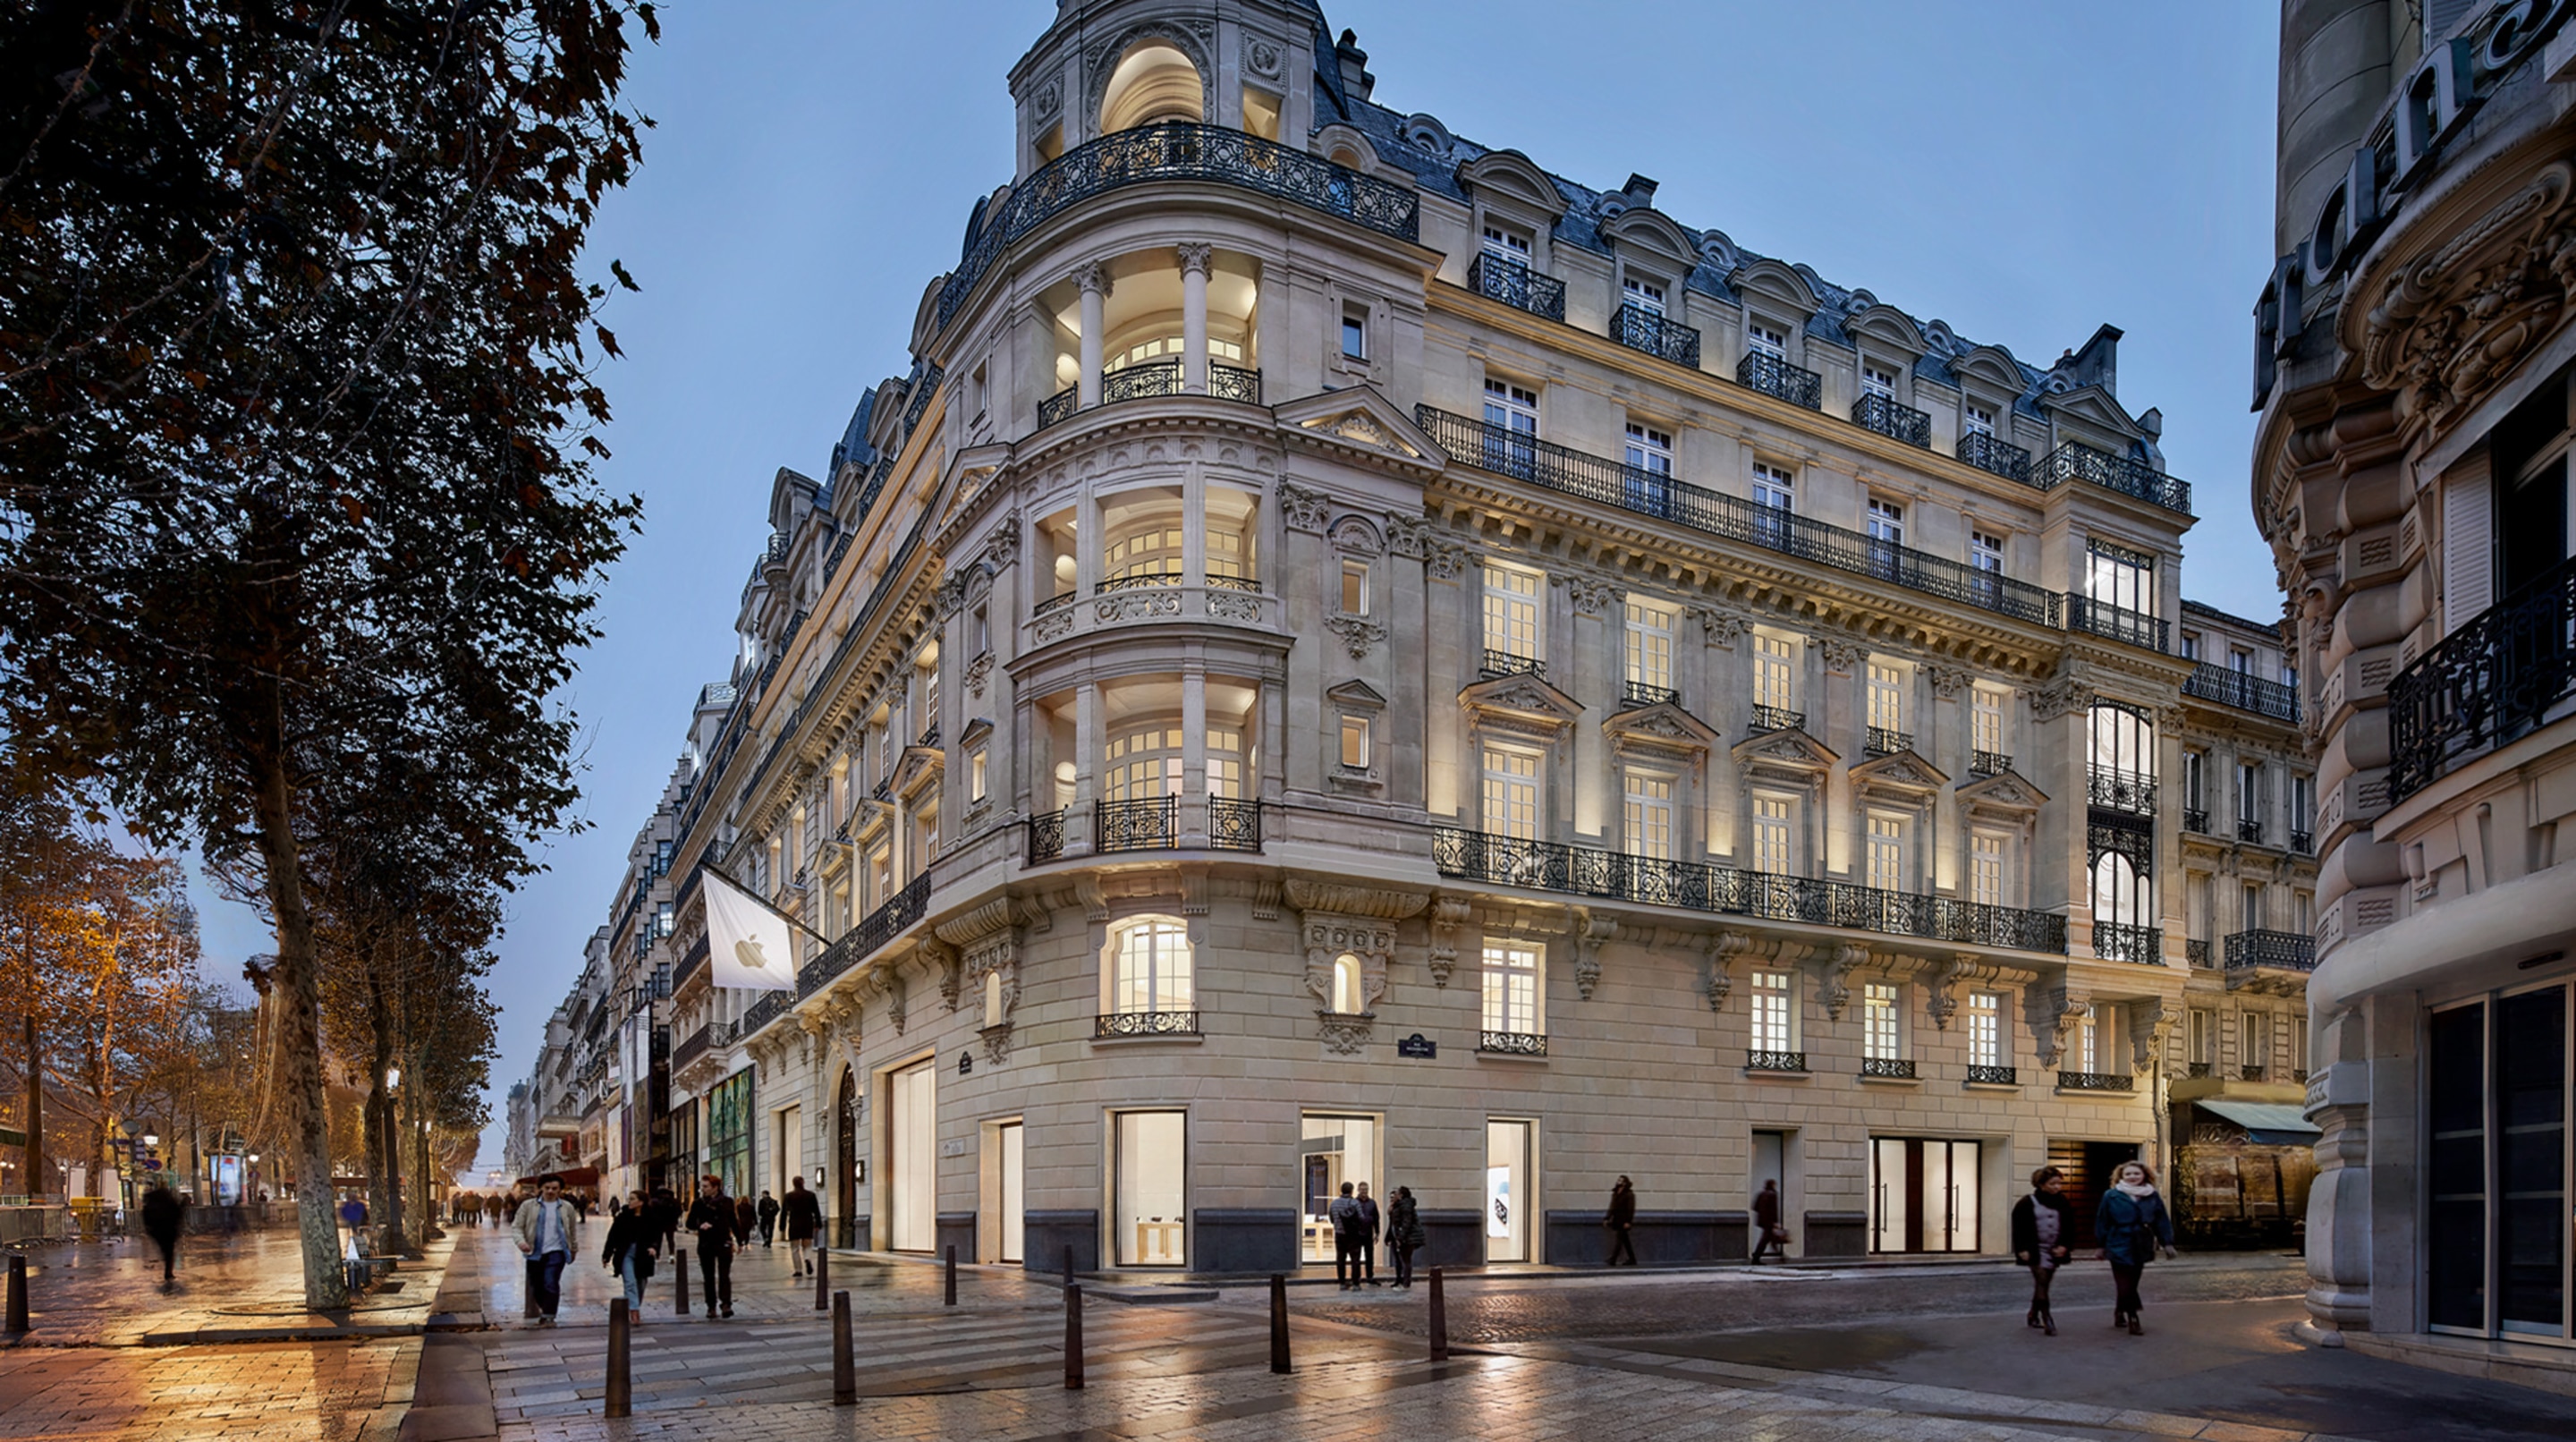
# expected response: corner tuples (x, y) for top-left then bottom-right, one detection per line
(1063, 1284), (1084, 1390)
(945, 1244), (957, 1306)
(1062, 1243), (1074, 1289)
(1428, 1267), (1448, 1361)
(814, 1239), (830, 1311)
(674, 1246), (689, 1316)
(605, 1299), (631, 1418)
(831, 1290), (855, 1405)
(5, 1254), (27, 1334)
(1268, 1273), (1290, 1374)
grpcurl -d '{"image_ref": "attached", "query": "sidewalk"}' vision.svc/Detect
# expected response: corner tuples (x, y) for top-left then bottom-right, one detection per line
(3, 1225), (460, 1347)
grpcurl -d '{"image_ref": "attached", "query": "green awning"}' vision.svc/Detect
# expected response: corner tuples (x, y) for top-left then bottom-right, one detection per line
(2195, 1099), (2322, 1145)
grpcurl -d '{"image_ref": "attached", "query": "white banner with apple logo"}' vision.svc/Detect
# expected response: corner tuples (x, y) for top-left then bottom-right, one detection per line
(704, 868), (797, 992)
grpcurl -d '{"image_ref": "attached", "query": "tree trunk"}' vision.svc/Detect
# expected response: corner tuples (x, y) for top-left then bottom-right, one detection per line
(248, 733), (348, 1310)
(21, 1010), (44, 1199)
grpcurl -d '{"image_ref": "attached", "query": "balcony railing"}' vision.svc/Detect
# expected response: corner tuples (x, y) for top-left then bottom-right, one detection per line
(1209, 796), (1263, 852)
(1748, 1049), (1808, 1073)
(1027, 808), (1066, 864)
(2058, 1071), (2137, 1092)
(2187, 938), (2213, 968)
(2092, 920), (2163, 965)
(675, 932), (710, 991)
(1966, 1064), (2018, 1086)
(2183, 663), (2301, 723)
(1737, 351), (1823, 410)
(2036, 442), (2192, 514)
(2237, 818), (2265, 844)
(1956, 430), (2033, 483)
(1209, 361), (1261, 404)
(671, 1023), (713, 1076)
(1750, 704), (1804, 734)
(1416, 407), (2063, 631)
(2184, 807), (2210, 833)
(1038, 386), (1079, 428)
(1866, 726), (1912, 758)
(1612, 303), (1700, 368)
(1860, 1056), (1917, 1080)
(1622, 680), (1682, 709)
(1467, 252), (1565, 320)
(1852, 394), (1931, 449)
(1034, 589), (1080, 616)
(1434, 825), (2068, 954)
(739, 991), (792, 1039)
(2241, 1064), (2269, 1082)
(2388, 553), (2576, 801)
(1970, 751), (2012, 778)
(797, 874), (930, 997)
(2087, 767), (2157, 817)
(1478, 1030), (1548, 1057)
(1098, 569), (1184, 593)
(938, 122), (1418, 327)
(2189, 1060), (2212, 1078)
(2224, 929), (2318, 971)
(1095, 1010), (1199, 1039)
(1104, 357), (1183, 405)
(2066, 596), (2169, 652)
(1097, 794), (1179, 853)
(1204, 572), (1262, 592)
(1480, 649), (1546, 681)
(2291, 828), (2313, 853)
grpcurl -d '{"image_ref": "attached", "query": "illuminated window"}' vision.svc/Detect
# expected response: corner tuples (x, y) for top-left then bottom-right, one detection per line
(1481, 942), (1542, 1035)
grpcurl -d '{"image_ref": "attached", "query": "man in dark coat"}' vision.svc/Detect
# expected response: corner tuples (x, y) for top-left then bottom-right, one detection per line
(781, 1176), (822, 1277)
(685, 1176), (736, 1319)
(756, 1190), (780, 1247)
(1605, 1176), (1639, 1266)
(140, 1178), (186, 1290)
(1750, 1179), (1786, 1263)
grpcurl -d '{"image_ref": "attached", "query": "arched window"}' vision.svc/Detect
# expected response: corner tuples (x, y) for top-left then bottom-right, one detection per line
(1100, 40), (1203, 132)
(1330, 953), (1364, 1014)
(2089, 702), (2153, 775)
(1109, 916), (1193, 1015)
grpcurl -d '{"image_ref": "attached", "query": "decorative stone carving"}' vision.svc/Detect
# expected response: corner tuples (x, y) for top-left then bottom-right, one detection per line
(1243, 31), (1284, 80)
(985, 515), (1021, 571)
(2031, 674), (2095, 722)
(1250, 877), (1284, 921)
(1209, 592), (1259, 622)
(921, 938), (962, 1012)
(1818, 639), (1864, 673)
(1572, 909), (1617, 1001)
(1097, 591), (1182, 622)
(2029, 985), (2088, 1069)
(1278, 482), (1331, 532)
(1926, 666), (1968, 700)
(2360, 161), (2576, 444)
(965, 651), (994, 699)
(863, 969), (906, 1036)
(1325, 614), (1388, 659)
(979, 1022), (1013, 1066)
(1816, 943), (1868, 1021)
(1427, 895), (1473, 987)
(1174, 241), (1214, 277)
(1030, 79), (1061, 123)
(1426, 543), (1470, 580)
(1568, 577), (1621, 616)
(2128, 999), (2175, 1072)
(1316, 1011), (1372, 1055)
(1385, 514), (1433, 558)
(1074, 260), (1113, 299)
(1696, 607), (1748, 647)
(1923, 954), (1974, 1031)
(1036, 609), (1075, 643)
(1327, 515), (1384, 556)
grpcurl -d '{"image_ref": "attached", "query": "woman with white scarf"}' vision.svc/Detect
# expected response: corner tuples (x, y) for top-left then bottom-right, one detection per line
(2094, 1160), (2177, 1335)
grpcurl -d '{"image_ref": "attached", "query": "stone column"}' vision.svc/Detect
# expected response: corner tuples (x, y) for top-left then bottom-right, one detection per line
(1071, 680), (1101, 858)
(1570, 579), (1617, 841)
(1077, 263), (1110, 410)
(1181, 669), (1208, 846)
(1178, 243), (1212, 394)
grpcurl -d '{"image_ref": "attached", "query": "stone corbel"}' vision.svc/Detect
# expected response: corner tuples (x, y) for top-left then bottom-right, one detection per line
(1572, 907), (1618, 1001)
(2029, 984), (2087, 1070)
(863, 969), (907, 1036)
(1924, 953), (1975, 1031)
(921, 938), (963, 1013)
(1427, 895), (1474, 988)
(1279, 481), (1331, 533)
(979, 1022), (1013, 1065)
(2128, 998), (2175, 1073)
(1816, 943), (1868, 1021)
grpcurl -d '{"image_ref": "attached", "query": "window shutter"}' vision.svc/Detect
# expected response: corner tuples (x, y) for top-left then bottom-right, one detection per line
(2444, 453), (2495, 633)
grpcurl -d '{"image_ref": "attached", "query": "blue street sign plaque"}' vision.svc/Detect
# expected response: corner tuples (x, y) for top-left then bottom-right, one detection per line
(1396, 1033), (1436, 1059)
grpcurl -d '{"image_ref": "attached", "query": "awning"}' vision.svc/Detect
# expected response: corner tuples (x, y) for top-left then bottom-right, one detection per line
(2195, 1099), (2323, 1146)
(516, 1166), (602, 1188)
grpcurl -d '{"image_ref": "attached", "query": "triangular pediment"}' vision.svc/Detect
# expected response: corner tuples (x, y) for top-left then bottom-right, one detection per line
(1730, 725), (1837, 773)
(1603, 700), (1719, 752)
(958, 716), (994, 749)
(1460, 672), (1583, 731)
(1326, 678), (1389, 708)
(1275, 386), (1441, 466)
(895, 742), (945, 799)
(1851, 750), (1950, 795)
(2038, 384), (2145, 443)
(1958, 768), (2048, 811)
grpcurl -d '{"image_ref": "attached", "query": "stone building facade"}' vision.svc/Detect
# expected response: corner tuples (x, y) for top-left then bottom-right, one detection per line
(620, 0), (2268, 1276)
(2258, 0), (2576, 1383)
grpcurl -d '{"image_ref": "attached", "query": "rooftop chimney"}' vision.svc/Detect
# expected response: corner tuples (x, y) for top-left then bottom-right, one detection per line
(1336, 29), (1374, 103)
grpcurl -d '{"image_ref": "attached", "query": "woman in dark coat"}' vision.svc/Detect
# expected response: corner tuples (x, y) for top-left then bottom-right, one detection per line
(2008, 1166), (2074, 1335)
(603, 1189), (658, 1318)
(2095, 1159), (2177, 1335)
(1386, 1185), (1426, 1289)
(1604, 1176), (1639, 1266)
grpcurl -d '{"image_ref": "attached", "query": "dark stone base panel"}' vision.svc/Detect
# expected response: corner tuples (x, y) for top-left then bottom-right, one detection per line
(1025, 1209), (1099, 1275)
(1543, 1209), (1748, 1266)
(1417, 1209), (1484, 1268)
(1802, 1209), (1869, 1258)
(935, 1211), (976, 1265)
(1193, 1208), (1300, 1275)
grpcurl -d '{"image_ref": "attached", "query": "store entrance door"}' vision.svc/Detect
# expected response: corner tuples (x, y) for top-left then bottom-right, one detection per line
(1299, 1115), (1378, 1264)
(1870, 1138), (1982, 1253)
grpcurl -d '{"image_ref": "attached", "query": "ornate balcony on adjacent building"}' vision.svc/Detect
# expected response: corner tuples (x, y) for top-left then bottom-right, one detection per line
(1027, 808), (1066, 864)
(1097, 794), (1179, 853)
(1478, 1030), (1548, 1057)
(671, 1022), (714, 1077)
(2387, 552), (2576, 801)
(2237, 817), (2265, 844)
(2091, 920), (2163, 965)
(1736, 352), (1823, 410)
(1095, 1010), (1199, 1039)
(1433, 825), (2068, 954)
(1621, 680), (1682, 709)
(739, 991), (792, 1040)
(1860, 1056), (1917, 1080)
(2183, 807), (2210, 833)
(1966, 1064), (2018, 1086)
(2035, 441), (2192, 514)
(2087, 766), (2157, 818)
(1466, 252), (1565, 321)
(2065, 596), (2169, 652)
(2183, 662), (2301, 723)
(797, 875), (929, 997)
(2224, 929), (2317, 994)
(1866, 726), (1913, 758)
(2058, 1070), (2137, 1092)
(1852, 394), (1931, 449)
(1208, 796), (1263, 853)
(1612, 303), (1699, 368)
(1970, 751), (2012, 778)
(1956, 429), (2033, 483)
(1747, 1049), (1808, 1073)
(1480, 649), (1546, 681)
(1750, 704), (1804, 735)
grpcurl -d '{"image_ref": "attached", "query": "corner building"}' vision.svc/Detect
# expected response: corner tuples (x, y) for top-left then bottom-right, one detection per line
(653, 0), (2287, 1276)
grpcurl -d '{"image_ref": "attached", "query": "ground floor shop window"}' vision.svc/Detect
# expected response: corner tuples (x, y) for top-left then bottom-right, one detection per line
(1300, 1115), (1379, 1264)
(2430, 983), (2571, 1339)
(887, 1058), (936, 1252)
(1115, 1110), (1187, 1267)
(1487, 1119), (1533, 1263)
(996, 1120), (1025, 1264)
(1870, 1138), (1980, 1253)
(706, 1069), (753, 1201)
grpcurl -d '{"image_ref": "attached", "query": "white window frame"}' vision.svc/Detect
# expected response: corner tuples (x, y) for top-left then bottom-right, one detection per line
(1970, 530), (2004, 575)
(1340, 558), (1371, 616)
(1481, 941), (1544, 1036)
(1747, 321), (1788, 360)
(1482, 377), (1539, 436)
(1624, 770), (1675, 861)
(1970, 832), (2006, 908)
(1867, 662), (1907, 736)
(1750, 970), (1798, 1053)
(1621, 275), (1666, 316)
(1623, 420), (1674, 475)
(1866, 814), (1906, 892)
(1751, 794), (1794, 877)
(1482, 562), (1543, 663)
(1107, 916), (1194, 1015)
(1480, 224), (1532, 265)
(1753, 632), (1797, 714)
(1752, 461), (1794, 512)
(1963, 403), (1996, 437)
(2085, 538), (2155, 615)
(1967, 992), (2003, 1069)
(1971, 686), (2006, 759)
(1481, 746), (1540, 840)
(1863, 981), (1903, 1061)
(1861, 363), (1897, 400)
(1339, 714), (1372, 771)
(1623, 599), (1675, 694)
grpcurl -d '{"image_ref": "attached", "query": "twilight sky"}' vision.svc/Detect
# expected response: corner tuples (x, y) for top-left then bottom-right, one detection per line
(185, 0), (2283, 1173)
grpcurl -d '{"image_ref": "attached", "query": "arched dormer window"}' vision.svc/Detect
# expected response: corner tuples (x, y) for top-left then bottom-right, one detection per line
(1106, 914), (1194, 1019)
(1101, 41), (1203, 132)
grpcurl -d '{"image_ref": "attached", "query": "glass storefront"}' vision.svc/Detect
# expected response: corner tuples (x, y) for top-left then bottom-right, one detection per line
(1486, 1119), (1532, 1262)
(887, 1059), (936, 1252)
(1870, 1137), (1982, 1253)
(1115, 1110), (1187, 1267)
(2430, 983), (2571, 1340)
(1299, 1115), (1379, 1264)
(706, 1068), (753, 1202)
(670, 1095), (699, 1200)
(997, 1121), (1025, 1264)
(834, 1068), (858, 1248)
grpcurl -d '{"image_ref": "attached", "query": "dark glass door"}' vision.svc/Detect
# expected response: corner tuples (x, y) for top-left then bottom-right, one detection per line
(2427, 1002), (2487, 1332)
(2499, 988), (2568, 1336)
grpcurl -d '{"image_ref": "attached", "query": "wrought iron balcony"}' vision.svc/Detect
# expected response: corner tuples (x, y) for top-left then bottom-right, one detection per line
(2388, 553), (2576, 801)
(1414, 407), (2064, 630)
(671, 1023), (713, 1076)
(1033, 352), (1254, 427)
(1866, 726), (1912, 758)
(1026, 808), (1066, 864)
(1480, 649), (1546, 681)
(1860, 1056), (1917, 1080)
(1466, 252), (1566, 320)
(2036, 442), (2192, 514)
(1966, 1064), (2018, 1086)
(1098, 569), (1184, 593)
(1737, 352), (1823, 410)
(1104, 358), (1183, 405)
(2237, 818), (2264, 844)
(2057, 1070), (2136, 1092)
(2184, 807), (2210, 832)
(1622, 680), (1682, 709)
(1204, 572), (1262, 592)
(1097, 794), (1179, 853)
(740, 991), (792, 1039)
(939, 122), (1418, 328)
(1209, 361), (1261, 404)
(1038, 386), (1079, 429)
(2187, 938), (2213, 968)
(1747, 1049), (1808, 1073)
(1478, 1030), (1548, 1057)
(1956, 430), (2033, 483)
(1750, 704), (1804, 734)
(762, 532), (790, 566)
(1434, 825), (2069, 954)
(2065, 596), (2169, 652)
(1852, 394), (1931, 449)
(2087, 767), (2157, 817)
(2291, 828), (2313, 853)
(2189, 1060), (2212, 1078)
(2183, 663), (2300, 723)
(1209, 796), (1263, 852)
(1034, 589), (1080, 617)
(798, 874), (930, 997)
(1612, 303), (1700, 368)
(2224, 929), (2317, 972)
(2092, 920), (2163, 965)
(675, 932), (709, 991)
(1970, 751), (2012, 778)
(1095, 1010), (1199, 1039)
(2240, 1064), (2269, 1082)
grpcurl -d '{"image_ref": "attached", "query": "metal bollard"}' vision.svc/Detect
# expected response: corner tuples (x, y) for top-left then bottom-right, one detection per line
(605, 1299), (631, 1418)
(674, 1246), (689, 1316)
(814, 1239), (830, 1311)
(1063, 1284), (1084, 1390)
(831, 1290), (855, 1405)
(945, 1244), (957, 1306)
(6, 1254), (27, 1334)
(1062, 1243), (1074, 1289)
(1268, 1273), (1290, 1374)
(1428, 1267), (1448, 1361)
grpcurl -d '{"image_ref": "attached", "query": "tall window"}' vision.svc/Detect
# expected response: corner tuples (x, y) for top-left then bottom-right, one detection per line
(2243, 882), (2266, 932)
(1751, 461), (1794, 545)
(1751, 971), (1796, 1052)
(1751, 796), (1792, 876)
(1624, 600), (1674, 695)
(2085, 538), (2154, 614)
(1863, 982), (1902, 1060)
(1106, 725), (1185, 800)
(1481, 942), (1542, 1036)
(1622, 276), (1665, 316)
(1867, 662), (1906, 740)
(1481, 377), (1539, 476)
(2242, 1011), (2271, 1069)
(1970, 530), (2004, 602)
(1339, 715), (1371, 770)
(2076, 1005), (2101, 1073)
(1963, 403), (1996, 437)
(2230, 646), (2255, 675)
(1968, 993), (2002, 1069)
(1970, 834), (2005, 908)
(1625, 772), (1674, 861)
(1483, 564), (1541, 663)
(1480, 225), (1531, 266)
(2291, 773), (2316, 840)
(1861, 364), (1897, 400)
(1866, 496), (1904, 546)
(2182, 751), (2207, 819)
(1206, 725), (1245, 799)
(1482, 748), (1538, 839)
(1971, 686), (2006, 760)
(2190, 1008), (2214, 1064)
(1747, 323), (1788, 360)
(2238, 760), (2264, 836)
(1866, 815), (1904, 891)
(1109, 917), (1193, 1015)
(1754, 633), (1796, 716)
(1106, 523), (1184, 581)
(1623, 420), (1673, 512)
(1340, 559), (1370, 615)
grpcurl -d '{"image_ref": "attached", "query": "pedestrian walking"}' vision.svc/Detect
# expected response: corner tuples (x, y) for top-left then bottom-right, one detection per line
(757, 1189), (779, 1247)
(512, 1177), (581, 1326)
(1326, 1182), (1365, 1290)
(2010, 1166), (2073, 1336)
(648, 1186), (680, 1252)
(1750, 1179), (1787, 1263)
(782, 1175), (822, 1277)
(2095, 1160), (2177, 1336)
(1386, 1185), (1424, 1289)
(140, 1176), (186, 1291)
(687, 1175), (737, 1319)
(602, 1189), (658, 1320)
(486, 1192), (504, 1229)
(732, 1192), (757, 1248)
(1354, 1182), (1384, 1286)
(1604, 1175), (1640, 1266)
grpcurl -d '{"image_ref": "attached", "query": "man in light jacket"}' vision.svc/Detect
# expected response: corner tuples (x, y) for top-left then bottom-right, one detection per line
(511, 1177), (581, 1326)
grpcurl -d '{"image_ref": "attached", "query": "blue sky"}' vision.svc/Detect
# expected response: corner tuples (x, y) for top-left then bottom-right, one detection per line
(189, 0), (2284, 1170)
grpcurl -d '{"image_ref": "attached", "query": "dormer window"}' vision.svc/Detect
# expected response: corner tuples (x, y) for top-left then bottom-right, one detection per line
(1622, 276), (1665, 318)
(1862, 364), (1897, 400)
(1100, 40), (1204, 132)
(1481, 225), (1532, 266)
(1748, 323), (1788, 360)
(1964, 403), (1996, 437)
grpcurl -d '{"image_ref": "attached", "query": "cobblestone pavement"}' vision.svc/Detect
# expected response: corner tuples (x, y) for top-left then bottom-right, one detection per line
(0, 1335), (419, 1442)
(2, 1226), (453, 1346)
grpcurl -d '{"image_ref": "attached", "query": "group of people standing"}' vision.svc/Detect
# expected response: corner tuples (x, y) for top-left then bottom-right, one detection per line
(509, 1172), (826, 1325)
(1322, 1181), (1425, 1289)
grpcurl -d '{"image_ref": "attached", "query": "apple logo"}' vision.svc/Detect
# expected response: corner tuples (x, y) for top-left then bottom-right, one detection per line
(735, 937), (771, 971)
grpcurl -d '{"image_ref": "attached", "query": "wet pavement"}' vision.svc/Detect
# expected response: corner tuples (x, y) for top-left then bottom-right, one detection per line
(2, 1226), (453, 1346)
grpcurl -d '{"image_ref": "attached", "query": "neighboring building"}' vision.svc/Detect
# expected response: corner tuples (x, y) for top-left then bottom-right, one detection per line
(2256, 0), (2576, 1379)
(501, 1081), (534, 1181)
(628, 0), (2251, 1276)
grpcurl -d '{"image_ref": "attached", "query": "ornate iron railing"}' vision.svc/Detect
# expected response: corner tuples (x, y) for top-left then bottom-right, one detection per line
(2237, 817), (2265, 844)
(740, 991), (792, 1039)
(675, 932), (710, 991)
(1038, 386), (1079, 428)
(1103, 358), (1183, 405)
(2291, 828), (2313, 853)
(1860, 1056), (1917, 1080)
(1026, 808), (1066, 864)
(797, 875), (930, 997)
(1478, 1030), (1548, 1056)
(1209, 796), (1262, 852)
(1966, 1064), (2017, 1086)
(2388, 554), (2576, 800)
(2091, 920), (2163, 965)
(671, 1023), (713, 1076)
(937, 122), (1418, 327)
(2087, 767), (2157, 817)
(1737, 352), (1822, 410)
(1622, 680), (1681, 709)
(1612, 303), (1699, 368)
(1466, 252), (1565, 320)
(1416, 407), (2063, 629)
(1204, 573), (1262, 592)
(2183, 663), (2301, 722)
(1750, 704), (1804, 734)
(1480, 649), (1546, 681)
(2224, 929), (2318, 971)
(1096, 1010), (1199, 1039)
(1208, 361), (1262, 404)
(1034, 590), (1080, 616)
(1098, 570), (1184, 593)
(2184, 807), (2210, 832)
(2057, 1071), (2136, 1091)
(1434, 825), (2068, 953)
(1097, 794), (1178, 852)
(2189, 1060), (2212, 1078)
(2240, 1064), (2268, 1082)
(1957, 430), (2033, 483)
(1747, 1049), (1808, 1073)
(1866, 726), (1912, 758)
(2036, 442), (2192, 513)
(2187, 938), (2213, 968)
(2065, 596), (2168, 652)
(1970, 751), (2012, 778)
(1852, 394), (1931, 449)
